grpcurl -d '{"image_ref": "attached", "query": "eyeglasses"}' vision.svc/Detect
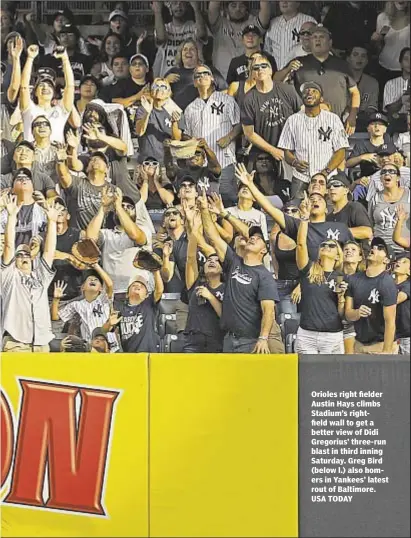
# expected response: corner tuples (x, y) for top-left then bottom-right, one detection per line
(329, 182), (345, 188)
(299, 31), (312, 36)
(252, 63), (270, 71)
(381, 169), (398, 176)
(143, 160), (159, 167)
(164, 210), (180, 217)
(14, 176), (30, 182)
(284, 207), (299, 214)
(122, 203), (135, 210)
(318, 65), (325, 76)
(16, 252), (31, 258)
(320, 242), (338, 249)
(194, 71), (211, 79)
(152, 83), (168, 91)
(33, 121), (50, 128)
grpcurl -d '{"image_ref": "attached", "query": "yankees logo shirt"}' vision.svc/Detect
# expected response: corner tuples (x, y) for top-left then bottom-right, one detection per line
(59, 290), (119, 353)
(176, 166), (220, 196)
(299, 261), (344, 333)
(185, 91), (240, 169)
(349, 135), (397, 177)
(396, 279), (410, 339)
(241, 83), (302, 155)
(186, 279), (225, 340)
(264, 12), (316, 69)
(135, 105), (186, 164)
(346, 271), (398, 345)
(369, 188), (410, 253)
(220, 247), (279, 339)
(278, 109), (349, 183)
(118, 296), (160, 353)
(283, 215), (353, 261)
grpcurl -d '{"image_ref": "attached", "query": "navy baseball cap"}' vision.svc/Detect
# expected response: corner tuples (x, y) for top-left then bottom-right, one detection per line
(371, 237), (395, 261)
(242, 24), (261, 37)
(368, 112), (389, 126)
(328, 172), (350, 188)
(12, 168), (33, 184)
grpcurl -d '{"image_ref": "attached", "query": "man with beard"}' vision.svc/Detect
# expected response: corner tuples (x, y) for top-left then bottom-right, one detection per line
(345, 237), (398, 354)
(86, 186), (152, 304)
(241, 53), (301, 174)
(278, 81), (349, 199)
(209, 1), (271, 80)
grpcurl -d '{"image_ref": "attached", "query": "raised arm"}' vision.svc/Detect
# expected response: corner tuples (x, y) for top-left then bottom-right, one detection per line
(55, 145), (73, 189)
(184, 204), (200, 290)
(135, 96), (153, 137)
(296, 194), (310, 270)
(92, 262), (114, 299)
(114, 188), (147, 245)
(153, 268), (164, 303)
(191, 1), (208, 41)
(42, 200), (60, 268)
(234, 163), (286, 229)
(2, 195), (21, 265)
(59, 49), (75, 113)
(152, 1), (167, 44)
(393, 205), (411, 249)
(86, 187), (113, 241)
(258, 0), (271, 28)
(198, 189), (227, 262)
(7, 36), (23, 104)
(20, 44), (39, 112)
(83, 123), (127, 155)
(208, 1), (221, 27)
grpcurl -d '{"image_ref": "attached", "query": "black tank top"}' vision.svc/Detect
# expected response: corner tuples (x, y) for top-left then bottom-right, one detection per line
(273, 232), (299, 281)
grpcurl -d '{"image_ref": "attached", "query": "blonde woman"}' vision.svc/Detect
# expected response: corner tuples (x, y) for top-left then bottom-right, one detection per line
(372, 1), (410, 85)
(295, 193), (347, 355)
(135, 77), (184, 164)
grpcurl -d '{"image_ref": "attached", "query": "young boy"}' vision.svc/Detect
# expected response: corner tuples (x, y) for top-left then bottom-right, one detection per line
(51, 263), (119, 352)
(108, 268), (164, 352)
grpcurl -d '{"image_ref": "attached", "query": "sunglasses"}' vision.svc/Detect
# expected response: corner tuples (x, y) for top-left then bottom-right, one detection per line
(299, 31), (312, 36)
(164, 210), (180, 217)
(194, 71), (211, 79)
(373, 244), (387, 251)
(320, 242), (338, 249)
(16, 252), (31, 258)
(381, 169), (398, 176)
(180, 182), (195, 189)
(33, 121), (50, 128)
(284, 207), (299, 214)
(122, 203), (135, 210)
(252, 63), (270, 71)
(329, 182), (345, 188)
(14, 176), (31, 182)
(152, 83), (168, 91)
(143, 160), (159, 167)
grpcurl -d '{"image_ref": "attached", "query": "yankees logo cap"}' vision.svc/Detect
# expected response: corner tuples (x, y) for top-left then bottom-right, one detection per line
(371, 237), (395, 261)
(328, 172), (350, 188)
(241, 24), (262, 37)
(368, 112), (389, 126)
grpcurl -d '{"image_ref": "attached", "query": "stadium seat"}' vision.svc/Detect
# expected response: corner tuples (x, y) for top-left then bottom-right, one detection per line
(163, 333), (185, 353)
(158, 293), (180, 315)
(277, 299), (298, 317)
(283, 318), (301, 354)
(158, 313), (177, 338)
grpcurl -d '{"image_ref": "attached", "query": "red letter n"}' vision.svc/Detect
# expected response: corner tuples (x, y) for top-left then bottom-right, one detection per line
(5, 380), (119, 515)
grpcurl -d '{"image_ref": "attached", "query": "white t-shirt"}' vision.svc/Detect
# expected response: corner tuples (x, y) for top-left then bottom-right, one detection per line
(152, 21), (206, 77)
(377, 12), (410, 71)
(22, 101), (70, 143)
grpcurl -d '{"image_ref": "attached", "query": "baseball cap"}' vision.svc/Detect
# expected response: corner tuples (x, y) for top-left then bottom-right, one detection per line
(311, 24), (332, 37)
(241, 24), (262, 37)
(328, 172), (350, 188)
(82, 269), (104, 285)
(248, 225), (270, 249)
(177, 175), (197, 189)
(128, 274), (149, 291)
(52, 8), (74, 23)
(54, 196), (67, 208)
(60, 23), (80, 37)
(368, 112), (389, 126)
(4, 32), (21, 46)
(300, 81), (323, 94)
(122, 195), (135, 206)
(12, 168), (33, 184)
(109, 9), (127, 21)
(15, 140), (35, 152)
(283, 199), (301, 211)
(129, 53), (150, 68)
(371, 237), (395, 261)
(37, 67), (57, 82)
(91, 327), (109, 342)
(377, 147), (396, 157)
(15, 244), (31, 256)
(79, 74), (100, 88)
(90, 151), (109, 166)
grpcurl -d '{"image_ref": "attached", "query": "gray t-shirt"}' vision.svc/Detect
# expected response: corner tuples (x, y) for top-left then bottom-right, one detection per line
(64, 176), (109, 230)
(1, 257), (56, 345)
(369, 187), (410, 253)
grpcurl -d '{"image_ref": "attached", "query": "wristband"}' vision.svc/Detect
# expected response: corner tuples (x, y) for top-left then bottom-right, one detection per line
(258, 336), (268, 341)
(291, 158), (297, 167)
(300, 216), (309, 221)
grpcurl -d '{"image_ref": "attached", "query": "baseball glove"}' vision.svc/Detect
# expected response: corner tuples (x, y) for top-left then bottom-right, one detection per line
(71, 238), (101, 265)
(133, 248), (163, 272)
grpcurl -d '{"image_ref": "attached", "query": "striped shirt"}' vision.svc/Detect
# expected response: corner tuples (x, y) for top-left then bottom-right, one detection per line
(278, 110), (349, 183)
(0, 204), (47, 246)
(34, 144), (58, 177)
(184, 91), (240, 170)
(383, 76), (409, 114)
(59, 290), (119, 353)
(265, 13), (316, 69)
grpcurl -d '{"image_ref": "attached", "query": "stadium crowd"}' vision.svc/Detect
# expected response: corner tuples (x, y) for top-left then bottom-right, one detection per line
(0, 0), (409, 355)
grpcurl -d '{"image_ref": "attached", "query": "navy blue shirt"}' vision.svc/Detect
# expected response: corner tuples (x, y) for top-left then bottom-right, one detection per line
(396, 279), (410, 339)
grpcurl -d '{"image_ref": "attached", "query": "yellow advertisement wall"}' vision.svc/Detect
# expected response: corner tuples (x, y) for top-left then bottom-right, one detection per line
(150, 353), (298, 538)
(1, 353), (149, 538)
(1, 352), (298, 538)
